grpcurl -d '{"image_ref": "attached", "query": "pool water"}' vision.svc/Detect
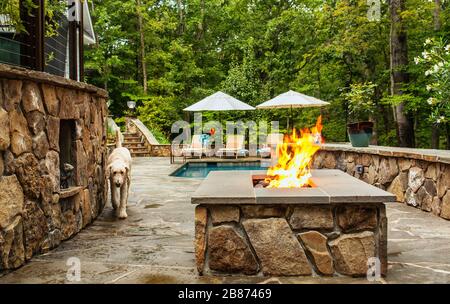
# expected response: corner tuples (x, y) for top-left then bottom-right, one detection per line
(171, 162), (268, 178)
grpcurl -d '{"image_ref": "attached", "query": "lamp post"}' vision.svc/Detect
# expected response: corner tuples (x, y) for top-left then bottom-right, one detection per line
(125, 101), (137, 133)
(127, 101), (136, 117)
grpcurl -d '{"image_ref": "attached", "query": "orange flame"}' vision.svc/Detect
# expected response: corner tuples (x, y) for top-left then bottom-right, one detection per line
(265, 116), (323, 188)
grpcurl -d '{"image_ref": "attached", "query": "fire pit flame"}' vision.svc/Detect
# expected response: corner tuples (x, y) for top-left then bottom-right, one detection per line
(265, 116), (323, 188)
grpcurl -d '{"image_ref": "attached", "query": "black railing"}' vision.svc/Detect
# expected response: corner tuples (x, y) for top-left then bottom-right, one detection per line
(44, 15), (69, 77)
(0, 35), (34, 68)
(0, 0), (84, 81)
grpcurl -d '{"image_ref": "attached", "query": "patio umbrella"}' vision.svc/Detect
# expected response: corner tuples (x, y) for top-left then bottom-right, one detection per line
(183, 91), (255, 112)
(256, 90), (329, 131)
(183, 91), (255, 146)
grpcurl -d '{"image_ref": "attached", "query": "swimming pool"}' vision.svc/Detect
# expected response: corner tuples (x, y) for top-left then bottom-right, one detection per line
(171, 161), (268, 178)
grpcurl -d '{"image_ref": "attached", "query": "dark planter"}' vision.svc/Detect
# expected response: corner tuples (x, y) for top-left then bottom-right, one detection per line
(347, 121), (374, 147)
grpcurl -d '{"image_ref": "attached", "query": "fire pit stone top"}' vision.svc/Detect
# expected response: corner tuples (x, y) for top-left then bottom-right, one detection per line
(191, 169), (396, 205)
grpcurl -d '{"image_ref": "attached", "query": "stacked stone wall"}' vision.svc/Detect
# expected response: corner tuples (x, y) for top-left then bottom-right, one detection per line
(0, 65), (108, 270)
(195, 204), (387, 277)
(312, 149), (450, 220)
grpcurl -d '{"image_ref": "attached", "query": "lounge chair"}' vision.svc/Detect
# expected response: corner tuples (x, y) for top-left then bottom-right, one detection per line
(216, 134), (247, 159)
(258, 133), (284, 158)
(181, 135), (207, 160)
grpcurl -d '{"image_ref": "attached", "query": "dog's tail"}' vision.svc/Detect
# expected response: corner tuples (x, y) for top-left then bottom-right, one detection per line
(115, 130), (122, 148)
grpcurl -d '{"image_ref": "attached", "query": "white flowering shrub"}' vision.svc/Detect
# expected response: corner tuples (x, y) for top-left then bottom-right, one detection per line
(415, 38), (450, 124)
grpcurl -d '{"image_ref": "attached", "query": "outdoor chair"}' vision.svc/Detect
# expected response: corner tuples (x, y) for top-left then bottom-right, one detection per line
(258, 133), (284, 158)
(181, 134), (209, 160)
(216, 134), (248, 159)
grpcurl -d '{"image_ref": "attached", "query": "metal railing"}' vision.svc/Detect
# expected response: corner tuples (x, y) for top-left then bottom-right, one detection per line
(0, 0), (84, 80)
(44, 15), (69, 77)
(0, 35), (34, 68)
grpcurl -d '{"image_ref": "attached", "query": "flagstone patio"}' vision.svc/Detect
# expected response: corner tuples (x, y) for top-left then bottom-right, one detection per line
(0, 157), (449, 284)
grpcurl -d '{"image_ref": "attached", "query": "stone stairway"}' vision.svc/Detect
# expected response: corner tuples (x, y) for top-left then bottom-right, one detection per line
(122, 132), (151, 157)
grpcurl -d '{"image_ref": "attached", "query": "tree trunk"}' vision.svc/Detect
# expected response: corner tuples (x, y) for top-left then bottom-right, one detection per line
(197, 0), (205, 40)
(447, 124), (450, 150)
(371, 86), (383, 145)
(431, 0), (441, 148)
(369, 114), (378, 145)
(177, 0), (185, 35)
(136, 0), (147, 94)
(431, 126), (440, 149)
(434, 0), (441, 31)
(389, 0), (415, 147)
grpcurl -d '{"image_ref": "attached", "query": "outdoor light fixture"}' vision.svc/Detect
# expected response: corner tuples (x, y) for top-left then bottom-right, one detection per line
(127, 101), (136, 110)
(355, 164), (364, 174)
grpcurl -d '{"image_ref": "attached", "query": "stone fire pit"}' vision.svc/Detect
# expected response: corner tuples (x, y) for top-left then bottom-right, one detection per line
(192, 169), (396, 277)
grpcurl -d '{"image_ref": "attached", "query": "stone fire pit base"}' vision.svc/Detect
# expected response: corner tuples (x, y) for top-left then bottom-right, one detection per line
(195, 203), (387, 277)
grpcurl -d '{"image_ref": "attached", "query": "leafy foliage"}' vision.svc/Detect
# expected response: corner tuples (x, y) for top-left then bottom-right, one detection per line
(84, 0), (450, 149)
(415, 38), (450, 124)
(342, 82), (377, 122)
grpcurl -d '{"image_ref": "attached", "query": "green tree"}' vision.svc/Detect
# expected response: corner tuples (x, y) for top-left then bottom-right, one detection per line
(83, 0), (450, 149)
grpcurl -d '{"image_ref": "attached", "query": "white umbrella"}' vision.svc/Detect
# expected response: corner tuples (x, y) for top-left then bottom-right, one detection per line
(256, 90), (329, 109)
(184, 91), (255, 112)
(256, 90), (329, 131)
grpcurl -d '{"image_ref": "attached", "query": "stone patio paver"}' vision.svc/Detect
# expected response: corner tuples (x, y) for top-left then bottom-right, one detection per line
(0, 157), (450, 284)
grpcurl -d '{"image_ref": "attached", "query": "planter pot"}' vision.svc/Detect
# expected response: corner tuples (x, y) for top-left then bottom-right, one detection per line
(347, 121), (374, 147)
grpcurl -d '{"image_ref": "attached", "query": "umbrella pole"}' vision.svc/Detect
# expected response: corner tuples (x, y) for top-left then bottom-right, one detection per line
(289, 105), (293, 134)
(287, 116), (289, 134)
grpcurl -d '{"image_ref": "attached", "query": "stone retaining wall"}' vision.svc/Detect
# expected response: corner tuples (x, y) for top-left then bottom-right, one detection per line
(0, 64), (108, 270)
(312, 145), (450, 220)
(150, 144), (171, 157)
(195, 203), (387, 277)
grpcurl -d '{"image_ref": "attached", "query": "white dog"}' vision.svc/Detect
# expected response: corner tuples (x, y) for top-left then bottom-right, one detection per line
(107, 131), (132, 219)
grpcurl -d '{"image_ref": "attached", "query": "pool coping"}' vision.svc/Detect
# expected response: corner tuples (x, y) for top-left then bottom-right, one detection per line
(169, 158), (271, 177)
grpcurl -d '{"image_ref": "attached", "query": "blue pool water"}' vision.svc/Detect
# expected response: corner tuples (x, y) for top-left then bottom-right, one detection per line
(171, 162), (267, 178)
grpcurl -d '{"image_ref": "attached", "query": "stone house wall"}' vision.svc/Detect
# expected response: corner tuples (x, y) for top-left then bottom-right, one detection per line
(0, 64), (108, 271)
(312, 146), (450, 221)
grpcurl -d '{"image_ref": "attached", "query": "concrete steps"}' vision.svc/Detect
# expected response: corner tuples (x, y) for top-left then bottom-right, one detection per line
(122, 133), (151, 157)
(123, 142), (146, 148)
(128, 146), (149, 153)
